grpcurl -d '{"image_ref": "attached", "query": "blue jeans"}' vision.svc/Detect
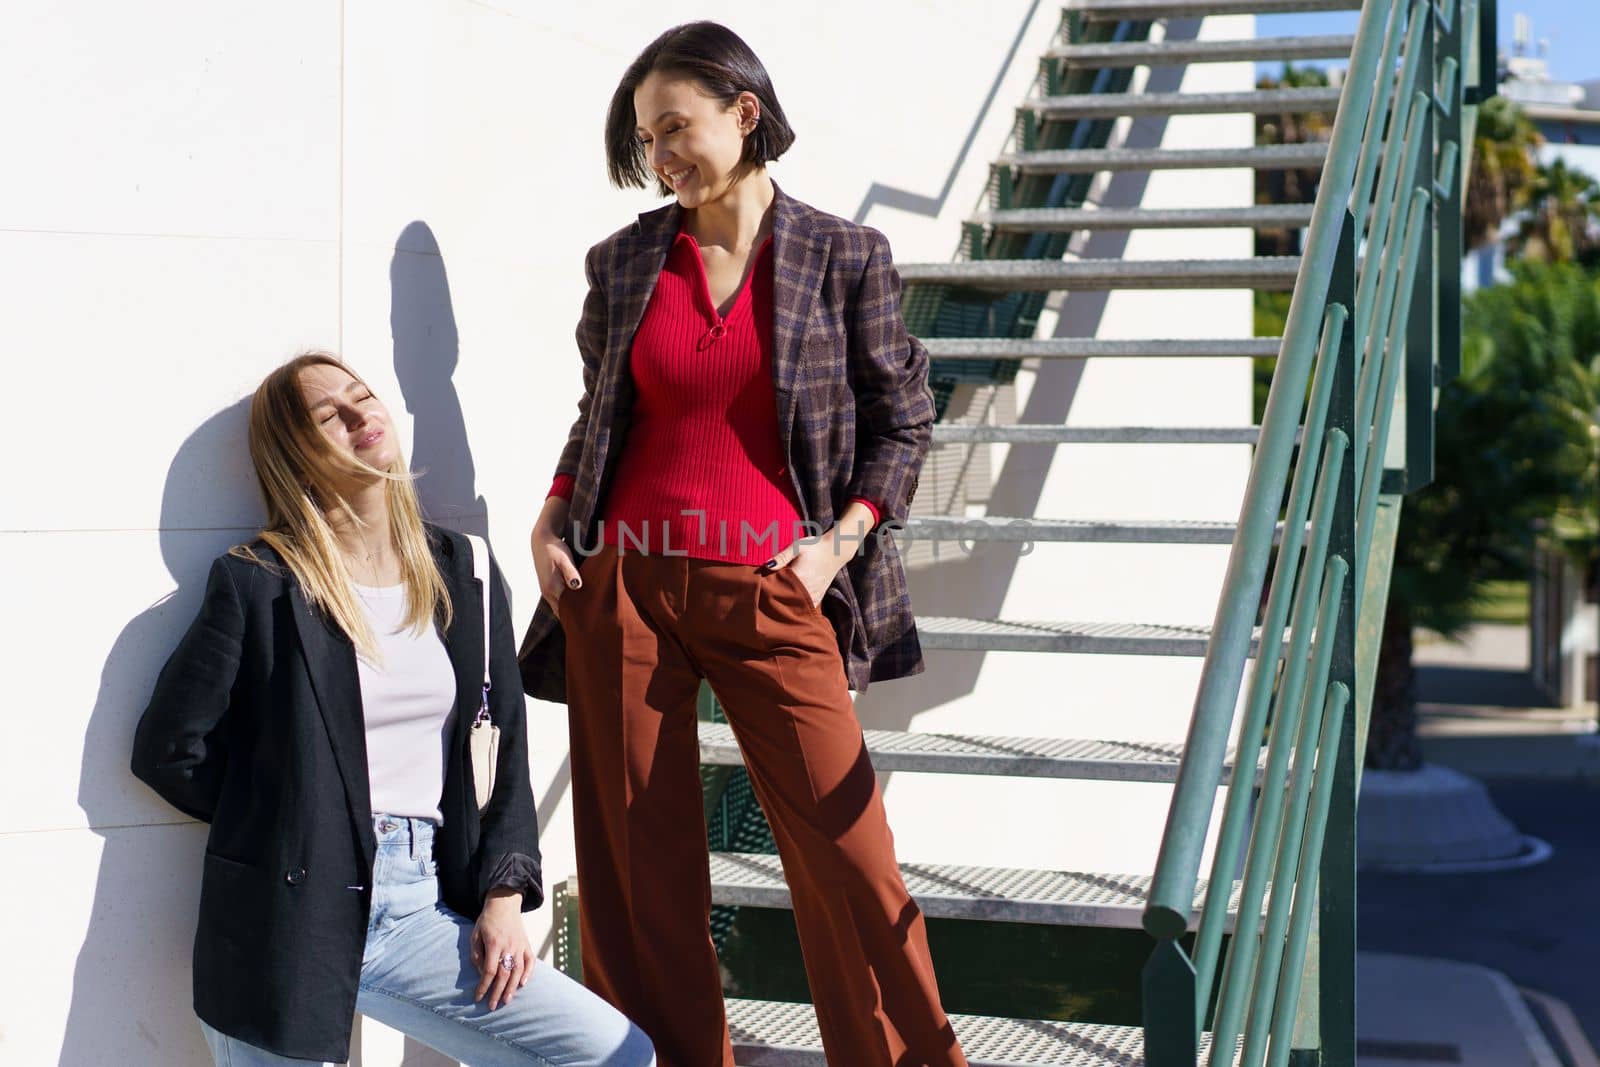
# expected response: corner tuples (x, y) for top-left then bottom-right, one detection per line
(200, 815), (654, 1066)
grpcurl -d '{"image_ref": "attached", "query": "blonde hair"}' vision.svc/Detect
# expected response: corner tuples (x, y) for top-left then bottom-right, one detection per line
(232, 351), (451, 659)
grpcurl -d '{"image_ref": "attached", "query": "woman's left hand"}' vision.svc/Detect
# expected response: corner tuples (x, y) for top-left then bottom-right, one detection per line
(470, 888), (533, 1010)
(770, 527), (853, 607)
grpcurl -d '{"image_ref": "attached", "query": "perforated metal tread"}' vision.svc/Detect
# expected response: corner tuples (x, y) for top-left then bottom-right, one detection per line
(925, 337), (1282, 359)
(902, 515), (1298, 546)
(974, 204), (1315, 231)
(699, 721), (1196, 783)
(730, 996), (1227, 1065)
(914, 616), (1274, 656)
(932, 423), (1263, 444)
(903, 515), (1247, 544)
(1048, 33), (1355, 66)
(1024, 87), (1342, 119)
(708, 852), (1251, 930)
(996, 143), (1328, 174)
(898, 257), (1301, 291)
(1064, 0), (1359, 16)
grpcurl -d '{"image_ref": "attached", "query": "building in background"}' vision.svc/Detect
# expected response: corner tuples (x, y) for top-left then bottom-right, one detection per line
(1466, 11), (1600, 290)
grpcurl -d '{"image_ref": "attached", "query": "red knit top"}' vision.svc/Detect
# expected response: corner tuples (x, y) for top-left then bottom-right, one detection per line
(548, 229), (880, 563)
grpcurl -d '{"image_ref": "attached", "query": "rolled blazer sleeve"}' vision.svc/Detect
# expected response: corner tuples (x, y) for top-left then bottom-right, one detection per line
(474, 548), (545, 912)
(552, 242), (610, 483)
(845, 231), (937, 523)
(130, 557), (245, 823)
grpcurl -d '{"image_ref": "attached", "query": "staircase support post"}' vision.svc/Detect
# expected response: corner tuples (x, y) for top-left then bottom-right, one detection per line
(1319, 208), (1361, 1067)
(1403, 0), (1438, 490)
(1437, 0), (1465, 383)
(1143, 938), (1199, 1067)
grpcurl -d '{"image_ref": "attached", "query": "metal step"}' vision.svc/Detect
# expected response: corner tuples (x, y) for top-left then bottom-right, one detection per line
(1048, 33), (1355, 67)
(709, 852), (1249, 930)
(899, 257), (1301, 291)
(729, 997), (1228, 1066)
(925, 337), (1281, 360)
(932, 424), (1262, 445)
(1025, 86), (1341, 120)
(996, 142), (1327, 174)
(902, 515), (1252, 544)
(1064, 0), (1360, 17)
(974, 204), (1314, 232)
(700, 721), (1193, 783)
(915, 617), (1264, 656)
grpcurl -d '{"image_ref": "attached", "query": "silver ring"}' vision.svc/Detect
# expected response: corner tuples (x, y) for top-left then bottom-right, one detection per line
(499, 952), (517, 971)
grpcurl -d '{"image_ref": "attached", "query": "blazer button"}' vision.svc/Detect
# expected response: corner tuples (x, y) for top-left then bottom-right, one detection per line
(285, 867), (307, 886)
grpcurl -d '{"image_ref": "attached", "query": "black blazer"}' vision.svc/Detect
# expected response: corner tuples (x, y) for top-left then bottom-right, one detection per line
(131, 524), (541, 1063)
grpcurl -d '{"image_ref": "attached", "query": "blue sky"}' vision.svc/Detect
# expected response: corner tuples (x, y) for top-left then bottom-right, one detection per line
(1256, 0), (1597, 85)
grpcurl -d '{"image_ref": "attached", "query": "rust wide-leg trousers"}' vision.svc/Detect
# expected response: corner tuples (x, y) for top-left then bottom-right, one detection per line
(559, 541), (967, 1067)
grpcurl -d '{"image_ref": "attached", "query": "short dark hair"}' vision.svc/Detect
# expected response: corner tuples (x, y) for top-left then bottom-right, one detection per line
(605, 21), (797, 196)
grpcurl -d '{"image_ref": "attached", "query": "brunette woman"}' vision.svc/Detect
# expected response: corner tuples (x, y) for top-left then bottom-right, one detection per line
(517, 22), (968, 1067)
(132, 353), (654, 1066)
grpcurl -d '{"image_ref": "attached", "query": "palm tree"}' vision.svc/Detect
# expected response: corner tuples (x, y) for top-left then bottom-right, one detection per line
(1464, 96), (1543, 250)
(1255, 63), (1334, 258)
(1253, 64), (1337, 414)
(1511, 158), (1600, 265)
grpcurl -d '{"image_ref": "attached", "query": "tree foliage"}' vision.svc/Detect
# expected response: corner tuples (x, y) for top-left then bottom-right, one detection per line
(1511, 158), (1600, 266)
(1393, 262), (1600, 639)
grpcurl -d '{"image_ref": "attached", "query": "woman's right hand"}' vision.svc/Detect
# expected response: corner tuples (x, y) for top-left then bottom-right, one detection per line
(531, 500), (582, 612)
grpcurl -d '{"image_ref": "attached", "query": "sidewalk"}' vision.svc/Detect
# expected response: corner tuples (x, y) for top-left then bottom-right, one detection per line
(1416, 623), (1600, 779)
(1357, 952), (1567, 1067)
(1414, 623), (1600, 770)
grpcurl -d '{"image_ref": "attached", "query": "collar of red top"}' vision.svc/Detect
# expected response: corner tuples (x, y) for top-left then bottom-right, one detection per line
(672, 229), (775, 256)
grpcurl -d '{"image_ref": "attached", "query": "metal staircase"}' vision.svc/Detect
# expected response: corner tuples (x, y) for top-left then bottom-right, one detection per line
(554, 0), (1489, 1062)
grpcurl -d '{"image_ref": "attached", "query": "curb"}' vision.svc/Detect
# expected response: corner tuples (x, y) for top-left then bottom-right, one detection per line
(1521, 987), (1600, 1067)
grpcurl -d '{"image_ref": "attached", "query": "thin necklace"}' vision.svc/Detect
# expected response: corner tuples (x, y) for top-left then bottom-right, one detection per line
(340, 520), (387, 586)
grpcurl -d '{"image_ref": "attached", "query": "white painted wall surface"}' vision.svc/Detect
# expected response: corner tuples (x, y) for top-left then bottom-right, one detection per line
(0, 2), (1251, 1063)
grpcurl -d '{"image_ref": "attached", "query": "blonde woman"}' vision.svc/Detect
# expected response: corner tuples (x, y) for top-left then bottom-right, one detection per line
(132, 352), (653, 1066)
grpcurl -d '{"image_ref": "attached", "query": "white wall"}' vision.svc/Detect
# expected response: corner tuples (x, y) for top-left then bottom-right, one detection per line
(0, 2), (1103, 1064)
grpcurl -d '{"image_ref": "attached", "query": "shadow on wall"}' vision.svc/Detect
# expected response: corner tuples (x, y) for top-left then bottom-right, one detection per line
(388, 225), (571, 963)
(392, 221), (490, 546)
(66, 398), (259, 1067)
(386, 222), (486, 1066)
(393, 222), (578, 968)
(851, 0), (1043, 224)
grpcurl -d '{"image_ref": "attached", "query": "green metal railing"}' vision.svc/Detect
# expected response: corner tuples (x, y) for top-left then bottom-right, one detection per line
(1140, 1), (1492, 1064)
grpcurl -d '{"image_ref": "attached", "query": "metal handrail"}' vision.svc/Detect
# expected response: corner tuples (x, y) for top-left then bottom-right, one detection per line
(1143, 0), (1398, 942)
(1140, 0), (1490, 1062)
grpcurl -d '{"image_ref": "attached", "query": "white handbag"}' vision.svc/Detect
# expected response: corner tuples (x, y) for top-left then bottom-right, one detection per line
(466, 534), (499, 814)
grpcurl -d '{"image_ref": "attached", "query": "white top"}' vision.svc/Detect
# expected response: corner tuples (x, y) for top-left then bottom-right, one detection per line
(352, 581), (457, 822)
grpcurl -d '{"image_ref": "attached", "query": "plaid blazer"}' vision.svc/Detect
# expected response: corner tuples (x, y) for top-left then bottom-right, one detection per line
(517, 183), (935, 702)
